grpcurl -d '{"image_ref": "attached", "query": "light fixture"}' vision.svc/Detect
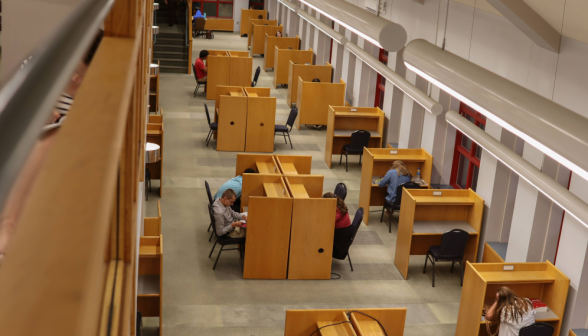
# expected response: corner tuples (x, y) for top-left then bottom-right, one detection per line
(446, 110), (588, 229)
(403, 39), (588, 182)
(298, 0), (406, 52)
(152, 26), (159, 35)
(345, 42), (443, 115)
(296, 8), (348, 45)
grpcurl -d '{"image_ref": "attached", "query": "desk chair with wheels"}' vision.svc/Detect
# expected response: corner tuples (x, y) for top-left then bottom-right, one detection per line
(423, 228), (469, 287)
(251, 66), (261, 87)
(208, 204), (245, 270)
(339, 130), (370, 172)
(205, 180), (215, 241)
(275, 107), (297, 149)
(193, 17), (206, 38)
(332, 207), (363, 271)
(381, 182), (421, 233)
(519, 322), (554, 336)
(334, 182), (347, 201)
(204, 104), (217, 146)
(193, 64), (207, 96)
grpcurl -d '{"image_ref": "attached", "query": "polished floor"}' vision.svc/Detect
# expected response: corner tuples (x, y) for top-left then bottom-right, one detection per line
(144, 32), (463, 336)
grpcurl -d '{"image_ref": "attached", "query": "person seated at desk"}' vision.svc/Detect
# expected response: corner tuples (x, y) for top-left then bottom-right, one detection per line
(193, 9), (205, 20)
(212, 189), (248, 238)
(322, 192), (353, 259)
(214, 168), (256, 212)
(485, 286), (535, 336)
(195, 50), (209, 83)
(378, 160), (412, 204)
(276, 31), (282, 37)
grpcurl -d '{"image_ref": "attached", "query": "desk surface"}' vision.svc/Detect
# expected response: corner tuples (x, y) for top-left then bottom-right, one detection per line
(412, 220), (477, 234)
(335, 112), (381, 118)
(256, 161), (279, 174)
(334, 129), (381, 137)
(137, 275), (160, 295)
(481, 271), (556, 284)
(353, 319), (386, 336)
(281, 162), (298, 175)
(248, 93), (258, 97)
(264, 182), (287, 198)
(372, 154), (427, 162)
(289, 184), (309, 198)
(371, 175), (428, 187)
(413, 195), (475, 205)
(316, 321), (353, 336)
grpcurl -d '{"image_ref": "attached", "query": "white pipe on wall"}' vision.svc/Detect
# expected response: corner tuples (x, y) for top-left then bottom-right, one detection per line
(296, 7), (348, 45)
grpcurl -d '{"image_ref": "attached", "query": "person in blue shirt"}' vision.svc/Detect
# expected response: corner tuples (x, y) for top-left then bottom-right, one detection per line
(378, 160), (412, 204)
(214, 168), (256, 211)
(193, 10), (205, 20)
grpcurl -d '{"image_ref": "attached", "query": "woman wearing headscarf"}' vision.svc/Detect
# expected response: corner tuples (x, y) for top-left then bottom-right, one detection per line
(378, 160), (412, 203)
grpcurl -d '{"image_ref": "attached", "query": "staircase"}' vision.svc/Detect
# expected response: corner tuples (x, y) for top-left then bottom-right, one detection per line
(153, 2), (190, 73)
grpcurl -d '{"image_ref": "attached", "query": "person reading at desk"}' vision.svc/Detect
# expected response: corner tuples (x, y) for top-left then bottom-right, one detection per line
(276, 31), (282, 37)
(484, 286), (535, 336)
(322, 192), (352, 259)
(378, 160), (412, 204)
(194, 50), (209, 83)
(212, 189), (247, 239)
(214, 168), (256, 212)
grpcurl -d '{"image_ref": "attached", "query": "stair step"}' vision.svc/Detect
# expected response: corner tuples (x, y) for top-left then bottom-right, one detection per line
(154, 49), (187, 56)
(155, 38), (185, 45)
(157, 58), (189, 67)
(153, 45), (186, 52)
(157, 32), (184, 39)
(160, 65), (189, 74)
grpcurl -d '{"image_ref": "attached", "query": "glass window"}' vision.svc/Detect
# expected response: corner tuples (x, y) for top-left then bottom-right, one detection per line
(203, 2), (217, 17)
(456, 155), (470, 189)
(219, 3), (233, 17)
(450, 102), (486, 190)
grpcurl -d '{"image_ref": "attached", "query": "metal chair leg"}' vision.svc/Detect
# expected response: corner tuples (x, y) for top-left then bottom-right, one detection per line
(206, 129), (212, 146)
(208, 240), (217, 258)
(345, 153), (348, 172)
(451, 260), (455, 273)
(348, 253), (353, 272)
(208, 222), (212, 232)
(287, 132), (293, 149)
(380, 204), (386, 223)
(389, 209), (393, 233)
(209, 230), (214, 242)
(432, 258), (436, 287)
(423, 252), (429, 274)
(359, 154), (362, 165)
(459, 260), (463, 286)
(213, 245), (224, 270)
(339, 150), (343, 166)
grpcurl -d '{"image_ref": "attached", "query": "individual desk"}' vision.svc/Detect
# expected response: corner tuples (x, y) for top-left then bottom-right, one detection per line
(287, 62), (332, 107)
(456, 261), (569, 336)
(205, 50), (231, 100)
(263, 35), (300, 71)
(296, 78), (346, 129)
(242, 175), (293, 279)
(138, 235), (163, 336)
(228, 51), (253, 87)
(149, 63), (160, 113)
(240, 9), (267, 36)
(275, 154), (312, 175)
(482, 242), (506, 263)
(144, 200), (162, 236)
(217, 87), (247, 151)
(359, 148), (433, 224)
(236, 153), (280, 175)
(147, 117), (164, 197)
(204, 18), (234, 31)
(273, 48), (314, 87)
(250, 22), (282, 56)
(248, 19), (278, 48)
(394, 189), (484, 280)
(325, 107), (385, 168)
(284, 308), (407, 336)
(244, 87), (276, 152)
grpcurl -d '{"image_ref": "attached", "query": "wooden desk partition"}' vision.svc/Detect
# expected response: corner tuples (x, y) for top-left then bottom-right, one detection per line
(296, 78), (346, 129)
(456, 262), (569, 336)
(214, 85), (246, 113)
(248, 19), (278, 47)
(394, 189), (484, 280)
(205, 18), (234, 31)
(243, 175), (293, 279)
(205, 50), (231, 100)
(273, 48), (314, 87)
(240, 9), (267, 36)
(228, 51), (253, 87)
(144, 200), (162, 236)
(138, 235), (163, 336)
(359, 148), (433, 224)
(325, 107), (385, 168)
(251, 24), (283, 56)
(284, 308), (407, 336)
(275, 155), (312, 175)
(245, 91), (276, 152)
(147, 119), (164, 197)
(482, 242), (505, 263)
(287, 62), (332, 107)
(284, 175), (336, 279)
(217, 90), (247, 151)
(264, 35), (300, 71)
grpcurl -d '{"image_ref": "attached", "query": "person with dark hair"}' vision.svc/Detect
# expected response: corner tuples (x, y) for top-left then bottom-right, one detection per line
(212, 189), (247, 238)
(195, 50), (209, 82)
(258, 14), (263, 19)
(312, 78), (321, 82)
(323, 192), (353, 259)
(214, 168), (257, 212)
(276, 31), (282, 37)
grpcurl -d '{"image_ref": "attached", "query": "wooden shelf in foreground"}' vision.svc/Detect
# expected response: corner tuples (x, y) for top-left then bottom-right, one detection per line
(138, 235), (163, 336)
(456, 261), (569, 336)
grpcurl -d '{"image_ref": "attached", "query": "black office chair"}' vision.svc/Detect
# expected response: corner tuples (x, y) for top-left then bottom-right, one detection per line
(251, 66), (261, 87)
(334, 183), (347, 201)
(275, 107), (297, 149)
(332, 207), (364, 271)
(205, 181), (215, 241)
(208, 204), (245, 270)
(193, 64), (207, 96)
(381, 181), (421, 233)
(339, 130), (370, 172)
(204, 104), (217, 146)
(519, 322), (554, 336)
(423, 228), (469, 287)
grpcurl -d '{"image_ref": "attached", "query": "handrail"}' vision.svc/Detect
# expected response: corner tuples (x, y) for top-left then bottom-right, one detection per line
(0, 0), (114, 209)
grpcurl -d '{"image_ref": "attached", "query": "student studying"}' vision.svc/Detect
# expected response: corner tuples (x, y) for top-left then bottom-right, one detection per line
(378, 160), (412, 203)
(484, 287), (536, 336)
(322, 192), (353, 260)
(212, 189), (247, 239)
(214, 168), (256, 212)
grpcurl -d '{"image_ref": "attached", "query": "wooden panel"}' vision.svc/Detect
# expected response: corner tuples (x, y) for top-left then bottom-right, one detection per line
(248, 19), (278, 47)
(287, 63), (333, 107)
(350, 309), (407, 336)
(274, 48), (314, 87)
(244, 87), (271, 97)
(144, 200), (161, 236)
(543, 261), (571, 327)
(235, 154), (277, 176)
(325, 106), (337, 168)
(204, 18), (234, 31)
(251, 25), (283, 55)
(241, 174), (284, 207)
(206, 54), (231, 100)
(296, 78), (346, 128)
(137, 296), (160, 317)
(317, 316), (357, 336)
(240, 9), (267, 35)
(284, 175), (324, 198)
(394, 189), (416, 279)
(359, 148), (375, 224)
(243, 197), (293, 279)
(456, 262), (488, 336)
(214, 85), (244, 112)
(289, 184), (309, 198)
(217, 96), (247, 151)
(264, 35), (300, 71)
(245, 97), (276, 152)
(229, 55), (253, 87)
(275, 155), (313, 175)
(285, 310), (350, 336)
(466, 189), (485, 233)
(482, 243), (505, 263)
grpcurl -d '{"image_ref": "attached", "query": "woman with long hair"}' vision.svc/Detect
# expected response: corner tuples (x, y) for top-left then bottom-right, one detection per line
(485, 286), (536, 336)
(323, 192), (353, 259)
(378, 160), (412, 204)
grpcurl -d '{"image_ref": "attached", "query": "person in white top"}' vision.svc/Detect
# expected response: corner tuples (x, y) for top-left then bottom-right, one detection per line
(485, 286), (536, 336)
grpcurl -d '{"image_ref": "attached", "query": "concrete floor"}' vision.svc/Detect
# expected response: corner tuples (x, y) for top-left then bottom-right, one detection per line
(144, 32), (463, 336)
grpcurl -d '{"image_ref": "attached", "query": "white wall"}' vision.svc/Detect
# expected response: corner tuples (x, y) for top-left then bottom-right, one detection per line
(233, 0), (250, 33)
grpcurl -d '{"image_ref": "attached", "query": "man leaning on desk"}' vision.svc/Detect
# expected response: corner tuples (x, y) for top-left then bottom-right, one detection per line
(213, 189), (247, 239)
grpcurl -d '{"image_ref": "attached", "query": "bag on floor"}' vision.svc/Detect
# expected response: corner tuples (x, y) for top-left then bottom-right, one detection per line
(206, 30), (214, 39)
